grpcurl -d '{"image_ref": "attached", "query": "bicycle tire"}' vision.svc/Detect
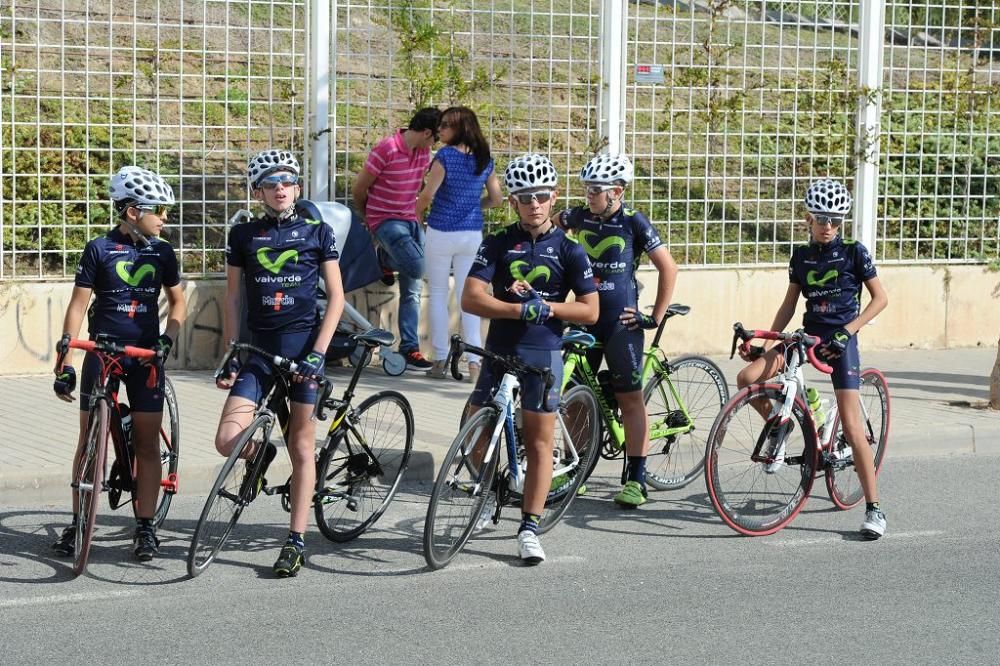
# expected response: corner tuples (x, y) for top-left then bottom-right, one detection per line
(537, 385), (600, 535)
(74, 401), (108, 577)
(424, 407), (501, 570)
(315, 390), (414, 542)
(187, 413), (272, 578)
(153, 376), (180, 527)
(644, 355), (729, 491)
(705, 383), (818, 536)
(825, 368), (890, 510)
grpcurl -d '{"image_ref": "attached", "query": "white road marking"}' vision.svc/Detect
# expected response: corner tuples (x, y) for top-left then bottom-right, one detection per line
(0, 590), (141, 609)
(439, 554), (586, 572)
(767, 530), (945, 547)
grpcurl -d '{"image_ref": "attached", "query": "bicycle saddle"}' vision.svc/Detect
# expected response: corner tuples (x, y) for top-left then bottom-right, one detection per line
(561, 329), (596, 349)
(354, 328), (395, 348)
(665, 304), (690, 317)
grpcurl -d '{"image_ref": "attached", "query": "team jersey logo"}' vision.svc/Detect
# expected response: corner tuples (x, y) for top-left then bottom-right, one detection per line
(115, 261), (156, 287)
(806, 269), (838, 287)
(257, 247), (299, 274)
(578, 230), (626, 259)
(510, 260), (551, 285)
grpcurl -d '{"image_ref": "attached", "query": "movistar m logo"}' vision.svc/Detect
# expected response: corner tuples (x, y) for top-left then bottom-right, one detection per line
(578, 231), (625, 259)
(115, 261), (156, 286)
(257, 247), (298, 274)
(510, 260), (551, 285)
(806, 269), (838, 287)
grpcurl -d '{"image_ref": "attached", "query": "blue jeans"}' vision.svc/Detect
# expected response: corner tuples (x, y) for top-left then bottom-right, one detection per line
(373, 219), (425, 353)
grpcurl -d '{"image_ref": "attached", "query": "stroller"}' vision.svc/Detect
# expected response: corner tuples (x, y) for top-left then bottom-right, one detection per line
(228, 199), (407, 376)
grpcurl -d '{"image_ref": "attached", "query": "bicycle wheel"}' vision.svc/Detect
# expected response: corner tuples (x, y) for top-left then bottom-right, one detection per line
(187, 414), (272, 578)
(644, 355), (729, 491)
(537, 385), (600, 535)
(315, 391), (414, 542)
(74, 401), (108, 576)
(152, 376), (180, 528)
(825, 368), (890, 510)
(424, 407), (501, 570)
(705, 383), (818, 536)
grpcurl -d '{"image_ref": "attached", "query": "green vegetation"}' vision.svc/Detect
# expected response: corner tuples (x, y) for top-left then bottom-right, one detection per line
(1, 0), (998, 277)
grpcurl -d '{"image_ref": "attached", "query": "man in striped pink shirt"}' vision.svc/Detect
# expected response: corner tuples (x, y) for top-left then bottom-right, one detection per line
(352, 108), (441, 371)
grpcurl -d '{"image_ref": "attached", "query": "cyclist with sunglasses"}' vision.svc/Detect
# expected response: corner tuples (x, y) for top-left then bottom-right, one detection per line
(555, 153), (678, 509)
(51, 166), (187, 561)
(214, 150), (345, 577)
(735, 179), (889, 539)
(462, 153), (599, 564)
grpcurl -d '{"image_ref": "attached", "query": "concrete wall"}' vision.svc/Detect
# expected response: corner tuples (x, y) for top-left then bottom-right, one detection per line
(3, 264), (999, 374)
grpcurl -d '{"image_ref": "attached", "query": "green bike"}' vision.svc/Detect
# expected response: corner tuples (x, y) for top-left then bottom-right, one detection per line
(562, 304), (729, 490)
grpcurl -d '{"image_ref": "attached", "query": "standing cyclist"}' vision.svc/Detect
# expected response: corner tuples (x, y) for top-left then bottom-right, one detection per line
(51, 166), (187, 561)
(462, 153), (598, 564)
(735, 179), (889, 539)
(214, 150), (345, 576)
(556, 153), (678, 509)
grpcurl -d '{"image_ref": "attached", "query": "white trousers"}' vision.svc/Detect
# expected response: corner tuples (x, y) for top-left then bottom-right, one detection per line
(425, 226), (483, 361)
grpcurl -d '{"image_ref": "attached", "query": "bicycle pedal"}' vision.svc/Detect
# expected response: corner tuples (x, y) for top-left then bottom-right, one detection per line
(160, 473), (178, 495)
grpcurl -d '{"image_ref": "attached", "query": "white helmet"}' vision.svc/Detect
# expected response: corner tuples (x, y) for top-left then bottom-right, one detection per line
(804, 179), (852, 216)
(247, 150), (300, 189)
(109, 166), (175, 206)
(580, 153), (633, 185)
(504, 153), (558, 193)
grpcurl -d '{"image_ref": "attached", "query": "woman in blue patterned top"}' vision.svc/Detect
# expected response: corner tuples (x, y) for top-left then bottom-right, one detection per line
(416, 106), (504, 381)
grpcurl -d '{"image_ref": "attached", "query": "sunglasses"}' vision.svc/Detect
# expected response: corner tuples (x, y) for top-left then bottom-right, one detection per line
(135, 205), (170, 217)
(513, 191), (554, 205)
(258, 173), (300, 189)
(586, 185), (616, 195)
(813, 214), (844, 227)
(438, 121), (452, 130)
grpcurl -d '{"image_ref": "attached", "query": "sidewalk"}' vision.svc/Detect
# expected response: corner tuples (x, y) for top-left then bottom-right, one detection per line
(2, 347), (998, 504)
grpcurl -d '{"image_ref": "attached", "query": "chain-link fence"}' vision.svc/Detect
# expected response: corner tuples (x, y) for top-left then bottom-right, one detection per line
(1, 0), (997, 280)
(0, 0), (307, 279)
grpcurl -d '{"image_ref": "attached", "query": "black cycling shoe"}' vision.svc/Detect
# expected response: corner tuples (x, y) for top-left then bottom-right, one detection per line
(133, 525), (160, 562)
(51, 524), (76, 557)
(240, 442), (277, 502)
(273, 543), (304, 578)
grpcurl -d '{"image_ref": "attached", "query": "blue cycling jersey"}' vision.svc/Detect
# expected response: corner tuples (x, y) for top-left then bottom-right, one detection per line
(226, 212), (340, 334)
(560, 204), (663, 332)
(468, 222), (596, 351)
(788, 236), (877, 329)
(75, 228), (180, 344)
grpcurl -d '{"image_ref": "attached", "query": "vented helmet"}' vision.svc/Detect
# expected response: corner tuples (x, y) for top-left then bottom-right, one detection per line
(804, 179), (852, 216)
(580, 153), (633, 185)
(504, 153), (558, 193)
(247, 150), (300, 189)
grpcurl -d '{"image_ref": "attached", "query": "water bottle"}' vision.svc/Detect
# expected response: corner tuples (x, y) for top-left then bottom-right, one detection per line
(596, 369), (619, 413)
(118, 402), (133, 445)
(805, 388), (826, 429)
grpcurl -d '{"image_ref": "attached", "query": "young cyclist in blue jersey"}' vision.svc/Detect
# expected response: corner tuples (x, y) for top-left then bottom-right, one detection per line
(214, 150), (345, 577)
(736, 179), (889, 539)
(556, 153), (679, 509)
(51, 166), (187, 561)
(462, 153), (599, 564)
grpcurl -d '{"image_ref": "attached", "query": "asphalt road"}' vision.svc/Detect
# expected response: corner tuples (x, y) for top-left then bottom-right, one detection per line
(1, 454), (997, 664)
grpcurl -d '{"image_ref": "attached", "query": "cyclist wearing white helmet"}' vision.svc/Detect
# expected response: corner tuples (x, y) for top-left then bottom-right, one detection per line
(555, 153), (678, 509)
(736, 178), (889, 539)
(214, 149), (345, 577)
(51, 166), (187, 561)
(463, 153), (599, 564)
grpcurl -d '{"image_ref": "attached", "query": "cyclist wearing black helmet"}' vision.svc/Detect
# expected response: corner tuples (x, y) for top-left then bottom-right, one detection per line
(736, 179), (889, 539)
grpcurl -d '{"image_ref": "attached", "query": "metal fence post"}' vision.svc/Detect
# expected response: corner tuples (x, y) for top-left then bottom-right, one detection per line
(599, 0), (626, 154)
(308, 0), (332, 202)
(853, 0), (886, 257)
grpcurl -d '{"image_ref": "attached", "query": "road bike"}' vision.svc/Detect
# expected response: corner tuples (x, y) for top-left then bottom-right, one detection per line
(704, 323), (890, 536)
(55, 336), (179, 576)
(187, 328), (413, 577)
(423, 335), (600, 570)
(562, 304), (729, 490)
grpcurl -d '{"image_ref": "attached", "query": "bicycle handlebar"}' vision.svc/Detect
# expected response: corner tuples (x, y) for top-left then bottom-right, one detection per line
(447, 335), (555, 408)
(217, 341), (331, 421)
(57, 336), (164, 388)
(730, 322), (834, 375)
